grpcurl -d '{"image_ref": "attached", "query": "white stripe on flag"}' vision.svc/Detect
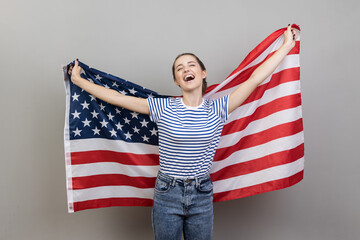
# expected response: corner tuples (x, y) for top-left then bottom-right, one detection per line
(71, 162), (159, 178)
(70, 138), (159, 154)
(73, 186), (155, 202)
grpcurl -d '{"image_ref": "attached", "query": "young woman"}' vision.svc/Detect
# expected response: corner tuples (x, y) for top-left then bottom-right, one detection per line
(70, 25), (297, 240)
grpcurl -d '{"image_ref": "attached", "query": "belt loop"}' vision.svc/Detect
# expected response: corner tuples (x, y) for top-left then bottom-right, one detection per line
(171, 177), (176, 187)
(195, 176), (200, 187)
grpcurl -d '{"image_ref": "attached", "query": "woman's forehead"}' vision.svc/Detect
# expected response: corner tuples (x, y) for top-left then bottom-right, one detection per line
(174, 55), (197, 67)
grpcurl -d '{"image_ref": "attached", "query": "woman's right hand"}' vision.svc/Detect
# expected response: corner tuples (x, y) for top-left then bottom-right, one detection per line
(70, 59), (82, 83)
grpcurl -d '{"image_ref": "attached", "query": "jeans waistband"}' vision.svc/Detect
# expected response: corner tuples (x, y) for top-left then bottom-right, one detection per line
(157, 171), (211, 187)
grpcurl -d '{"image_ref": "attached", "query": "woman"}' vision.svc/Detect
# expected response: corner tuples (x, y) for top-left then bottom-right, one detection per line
(70, 25), (297, 240)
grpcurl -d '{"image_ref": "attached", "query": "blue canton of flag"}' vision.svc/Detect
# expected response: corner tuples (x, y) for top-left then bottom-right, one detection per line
(68, 61), (162, 145)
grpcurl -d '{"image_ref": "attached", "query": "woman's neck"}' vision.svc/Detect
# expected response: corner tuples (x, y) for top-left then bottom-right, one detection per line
(181, 92), (203, 107)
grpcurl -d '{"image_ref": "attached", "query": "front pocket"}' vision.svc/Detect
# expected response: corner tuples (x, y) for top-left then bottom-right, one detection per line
(154, 178), (171, 193)
(197, 178), (213, 193)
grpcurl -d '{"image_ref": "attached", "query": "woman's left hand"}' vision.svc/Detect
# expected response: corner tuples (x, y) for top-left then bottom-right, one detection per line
(283, 24), (297, 49)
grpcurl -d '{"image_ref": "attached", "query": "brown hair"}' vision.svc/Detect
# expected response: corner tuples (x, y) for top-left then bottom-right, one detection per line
(172, 53), (207, 94)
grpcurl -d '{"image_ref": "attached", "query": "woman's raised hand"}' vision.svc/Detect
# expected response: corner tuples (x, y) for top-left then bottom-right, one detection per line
(283, 24), (297, 49)
(70, 59), (82, 83)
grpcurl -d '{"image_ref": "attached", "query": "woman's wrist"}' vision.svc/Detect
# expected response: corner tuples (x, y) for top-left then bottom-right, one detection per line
(71, 74), (82, 85)
(280, 41), (294, 54)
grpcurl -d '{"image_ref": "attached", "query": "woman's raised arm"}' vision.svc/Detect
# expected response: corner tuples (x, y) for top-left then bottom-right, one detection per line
(228, 25), (297, 114)
(70, 60), (150, 115)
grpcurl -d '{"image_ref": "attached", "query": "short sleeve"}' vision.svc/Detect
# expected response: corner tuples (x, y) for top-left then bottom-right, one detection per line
(147, 97), (169, 123)
(211, 94), (229, 123)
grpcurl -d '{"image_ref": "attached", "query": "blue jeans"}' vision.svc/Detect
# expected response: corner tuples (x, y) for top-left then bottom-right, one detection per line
(152, 171), (214, 240)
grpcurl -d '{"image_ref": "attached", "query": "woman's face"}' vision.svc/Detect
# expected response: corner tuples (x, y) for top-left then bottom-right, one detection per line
(173, 55), (207, 94)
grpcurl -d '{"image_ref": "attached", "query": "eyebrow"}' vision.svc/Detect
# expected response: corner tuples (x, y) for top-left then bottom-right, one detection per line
(175, 61), (197, 70)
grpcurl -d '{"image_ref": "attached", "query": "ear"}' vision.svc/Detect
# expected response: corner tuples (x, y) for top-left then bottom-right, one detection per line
(202, 70), (207, 80)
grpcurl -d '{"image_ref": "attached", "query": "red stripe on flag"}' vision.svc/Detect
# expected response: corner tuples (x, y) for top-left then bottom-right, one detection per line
(72, 174), (156, 190)
(289, 41), (300, 55)
(213, 170), (304, 202)
(71, 150), (159, 166)
(214, 118), (304, 160)
(73, 198), (154, 211)
(205, 84), (219, 93)
(212, 143), (304, 180)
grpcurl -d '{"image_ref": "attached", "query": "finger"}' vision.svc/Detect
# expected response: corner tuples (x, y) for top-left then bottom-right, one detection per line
(75, 59), (79, 67)
(67, 63), (73, 74)
(287, 24), (291, 31)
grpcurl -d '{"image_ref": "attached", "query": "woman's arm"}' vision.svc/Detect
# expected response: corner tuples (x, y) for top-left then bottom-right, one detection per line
(228, 25), (297, 114)
(70, 60), (150, 115)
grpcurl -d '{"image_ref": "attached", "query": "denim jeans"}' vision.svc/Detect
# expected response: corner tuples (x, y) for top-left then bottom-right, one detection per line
(152, 171), (214, 240)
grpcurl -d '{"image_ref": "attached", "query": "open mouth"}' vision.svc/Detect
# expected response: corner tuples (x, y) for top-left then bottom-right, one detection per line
(184, 74), (195, 81)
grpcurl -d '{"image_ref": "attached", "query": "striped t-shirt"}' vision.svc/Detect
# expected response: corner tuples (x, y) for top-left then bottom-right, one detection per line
(147, 95), (229, 178)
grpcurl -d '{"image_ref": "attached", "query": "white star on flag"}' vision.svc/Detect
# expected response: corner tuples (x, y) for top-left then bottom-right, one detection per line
(91, 110), (99, 118)
(107, 113), (114, 121)
(100, 119), (108, 128)
(124, 131), (133, 140)
(130, 112), (139, 119)
(92, 127), (100, 135)
(73, 128), (82, 136)
(115, 122), (123, 130)
(150, 127), (158, 136)
(99, 103), (106, 111)
(140, 119), (149, 127)
(89, 95), (96, 101)
(81, 101), (90, 109)
(72, 110), (81, 119)
(109, 129), (117, 137)
(124, 117), (131, 124)
(115, 108), (121, 114)
(82, 118), (91, 127)
(132, 126), (140, 134)
(142, 135), (149, 142)
(72, 92), (80, 101)
(129, 88), (137, 95)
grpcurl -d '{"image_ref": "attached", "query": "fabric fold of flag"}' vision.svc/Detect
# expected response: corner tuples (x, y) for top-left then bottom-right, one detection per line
(63, 25), (304, 212)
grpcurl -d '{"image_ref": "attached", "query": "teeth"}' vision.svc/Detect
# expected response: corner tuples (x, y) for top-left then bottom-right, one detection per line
(185, 75), (194, 81)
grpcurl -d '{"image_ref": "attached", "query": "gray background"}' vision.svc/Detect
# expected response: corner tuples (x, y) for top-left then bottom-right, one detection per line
(1, 0), (359, 239)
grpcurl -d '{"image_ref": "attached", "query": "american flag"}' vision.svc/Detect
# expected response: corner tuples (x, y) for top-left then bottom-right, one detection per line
(63, 25), (303, 212)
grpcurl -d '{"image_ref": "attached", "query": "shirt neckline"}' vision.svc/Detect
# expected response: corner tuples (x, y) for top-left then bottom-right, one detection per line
(180, 98), (204, 110)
